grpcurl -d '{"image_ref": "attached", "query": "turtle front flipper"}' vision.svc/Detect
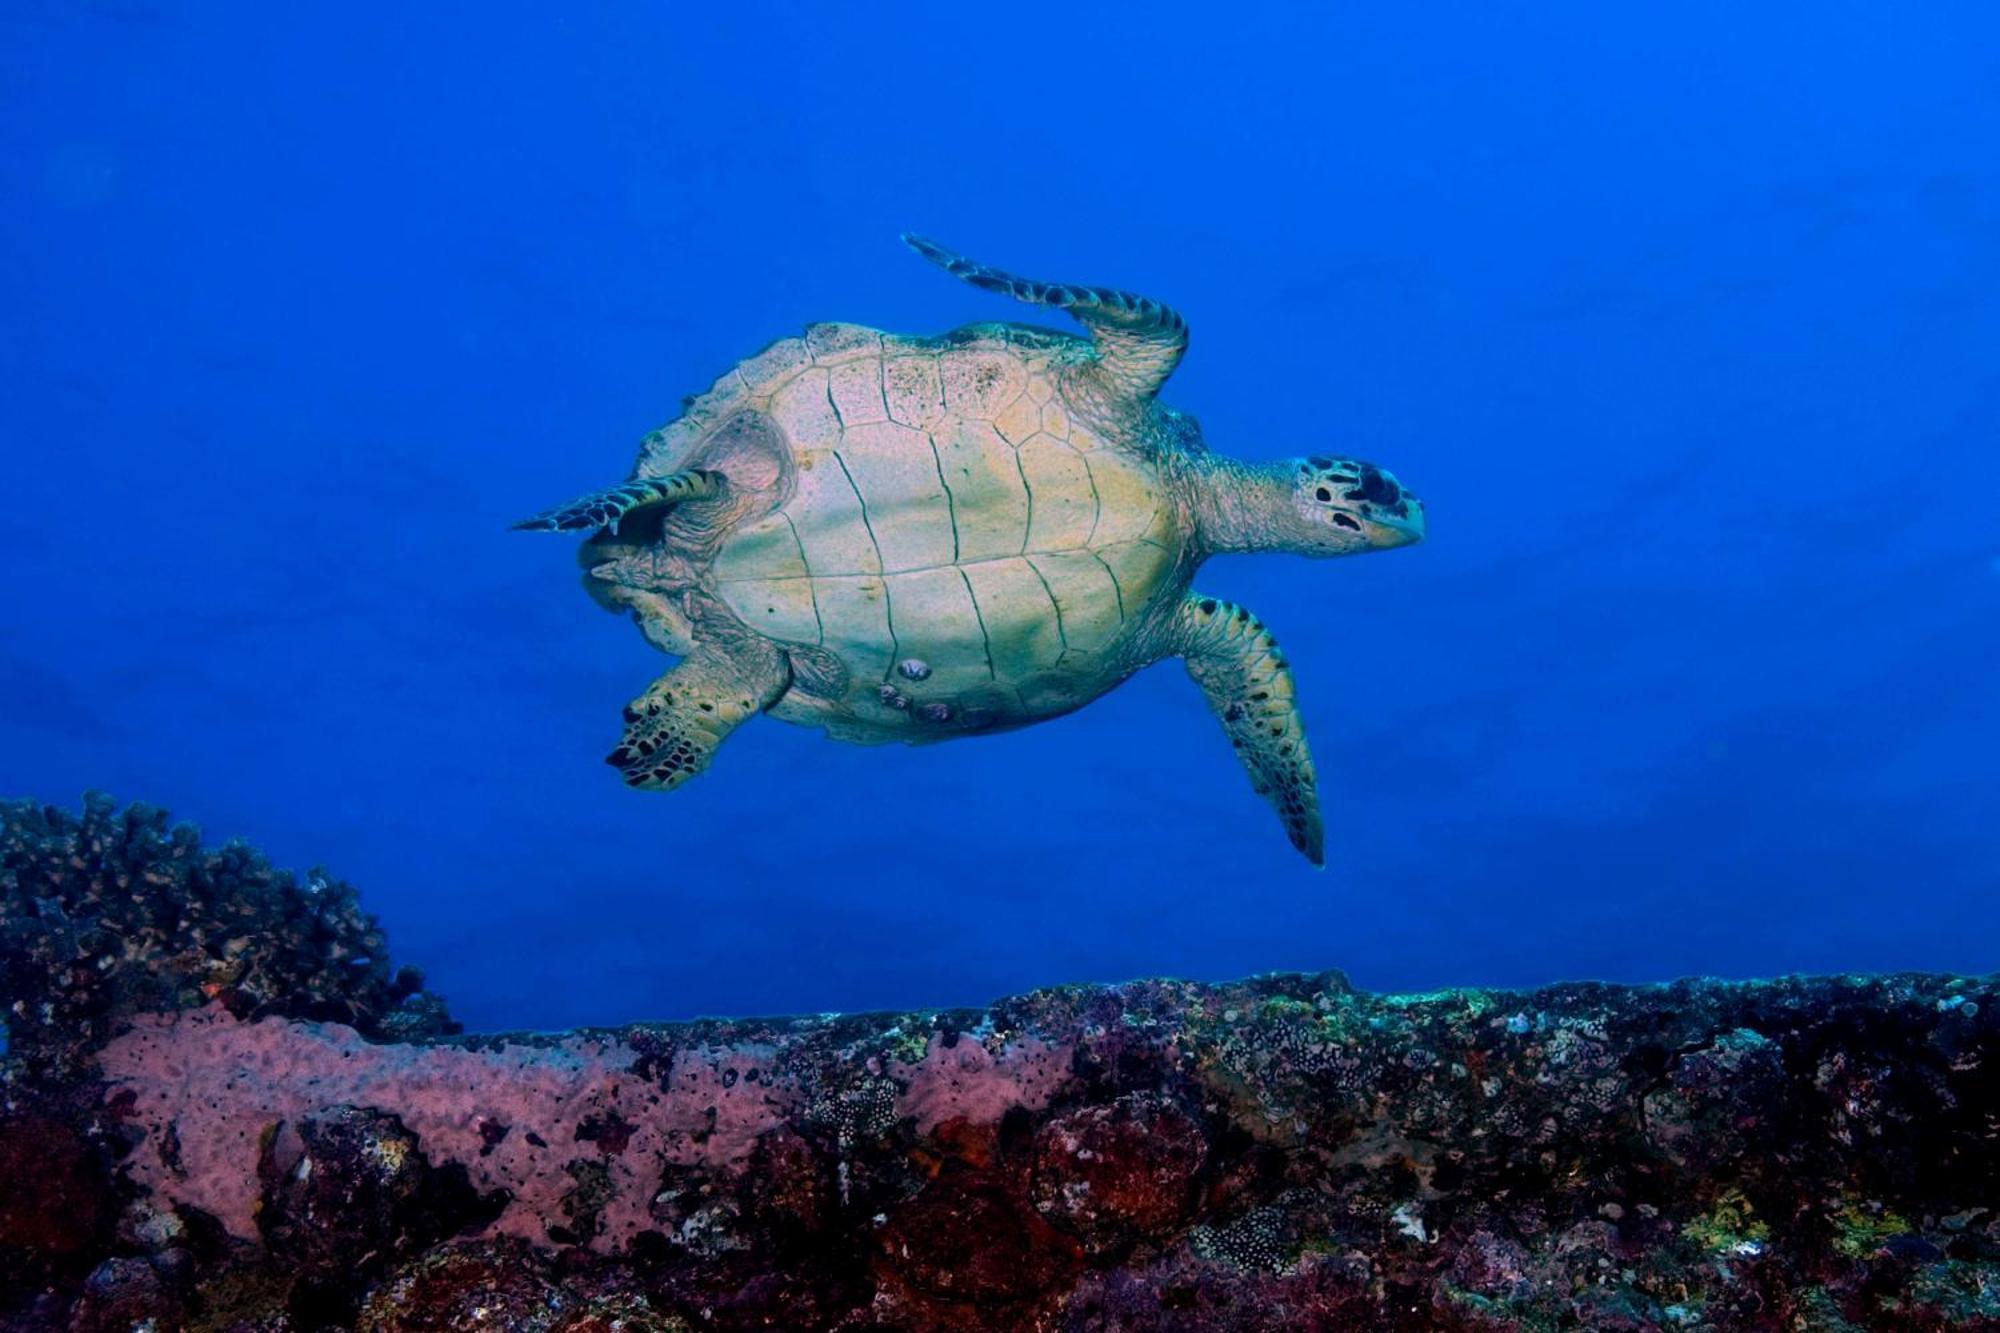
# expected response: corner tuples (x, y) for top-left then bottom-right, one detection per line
(903, 234), (1188, 400)
(1168, 592), (1324, 866)
(512, 469), (722, 534)
(607, 641), (789, 791)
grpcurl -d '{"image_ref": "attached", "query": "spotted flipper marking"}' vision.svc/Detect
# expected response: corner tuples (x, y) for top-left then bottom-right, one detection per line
(512, 470), (722, 534)
(605, 645), (787, 791)
(1173, 592), (1324, 866)
(902, 234), (1189, 400)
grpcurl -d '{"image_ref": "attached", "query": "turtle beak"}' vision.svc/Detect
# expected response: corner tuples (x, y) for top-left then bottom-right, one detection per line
(1363, 495), (1425, 548)
(1347, 462), (1424, 549)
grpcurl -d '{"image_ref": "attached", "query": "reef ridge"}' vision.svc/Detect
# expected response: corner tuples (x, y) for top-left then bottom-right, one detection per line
(4, 795), (1998, 1331)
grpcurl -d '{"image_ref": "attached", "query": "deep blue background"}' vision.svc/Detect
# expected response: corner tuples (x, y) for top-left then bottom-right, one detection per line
(5, 3), (1996, 1031)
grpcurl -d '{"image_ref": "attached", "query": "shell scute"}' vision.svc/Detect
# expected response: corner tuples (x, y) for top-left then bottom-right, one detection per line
(1039, 398), (1071, 439)
(931, 421), (1029, 563)
(1017, 434), (1098, 551)
(836, 421), (957, 572)
(883, 355), (947, 429)
(828, 358), (889, 425)
(788, 450), (883, 575)
(1094, 538), (1175, 610)
(1027, 550), (1125, 654)
(940, 349), (1027, 418)
(1082, 455), (1170, 546)
(813, 574), (895, 681)
(1068, 421), (1116, 455)
(804, 322), (881, 364)
(881, 566), (992, 690)
(1016, 672), (1081, 715)
(768, 367), (840, 443)
(714, 513), (809, 583)
(738, 336), (812, 392)
(740, 572), (822, 645)
(961, 557), (1065, 681)
(992, 390), (1041, 444)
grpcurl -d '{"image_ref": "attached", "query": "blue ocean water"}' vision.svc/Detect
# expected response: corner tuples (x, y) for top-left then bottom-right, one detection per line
(3, 4), (1995, 1033)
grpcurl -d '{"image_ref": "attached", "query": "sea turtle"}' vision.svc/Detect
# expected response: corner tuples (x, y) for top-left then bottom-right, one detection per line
(516, 237), (1425, 863)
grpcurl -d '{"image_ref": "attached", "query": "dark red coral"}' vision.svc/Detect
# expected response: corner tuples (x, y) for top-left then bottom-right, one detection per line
(1030, 1093), (1208, 1254)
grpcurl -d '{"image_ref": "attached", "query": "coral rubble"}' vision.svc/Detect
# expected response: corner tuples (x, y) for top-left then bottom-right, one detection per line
(4, 796), (2000, 1331)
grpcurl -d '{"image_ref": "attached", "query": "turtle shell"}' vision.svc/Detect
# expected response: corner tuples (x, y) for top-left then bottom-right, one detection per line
(669, 322), (1187, 737)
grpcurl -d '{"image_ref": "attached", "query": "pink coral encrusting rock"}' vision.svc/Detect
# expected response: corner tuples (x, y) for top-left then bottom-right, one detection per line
(101, 1007), (790, 1250)
(60, 971), (2000, 1333)
(97, 1004), (1079, 1258)
(892, 1029), (1072, 1136)
(13, 797), (2000, 1331)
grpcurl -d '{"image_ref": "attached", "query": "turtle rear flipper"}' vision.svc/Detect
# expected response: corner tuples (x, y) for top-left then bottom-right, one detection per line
(903, 234), (1188, 400)
(513, 469), (722, 534)
(608, 642), (789, 791)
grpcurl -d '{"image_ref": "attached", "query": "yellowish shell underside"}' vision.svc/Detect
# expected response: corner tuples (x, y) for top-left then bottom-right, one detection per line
(702, 323), (1178, 699)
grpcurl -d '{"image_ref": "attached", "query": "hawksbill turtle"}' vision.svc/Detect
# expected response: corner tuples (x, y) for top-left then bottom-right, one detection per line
(517, 237), (1426, 863)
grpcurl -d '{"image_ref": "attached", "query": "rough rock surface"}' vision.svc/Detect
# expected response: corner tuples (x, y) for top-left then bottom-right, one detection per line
(1, 793), (456, 1085)
(4, 797), (2000, 1331)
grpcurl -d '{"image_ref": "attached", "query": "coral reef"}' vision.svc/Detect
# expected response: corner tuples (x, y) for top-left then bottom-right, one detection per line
(4, 795), (2000, 1330)
(0, 794), (455, 1084)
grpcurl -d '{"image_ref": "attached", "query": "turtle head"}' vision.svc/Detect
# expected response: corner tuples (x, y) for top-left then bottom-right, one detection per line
(1283, 455), (1425, 555)
(1193, 454), (1425, 558)
(1288, 456), (1432, 548)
